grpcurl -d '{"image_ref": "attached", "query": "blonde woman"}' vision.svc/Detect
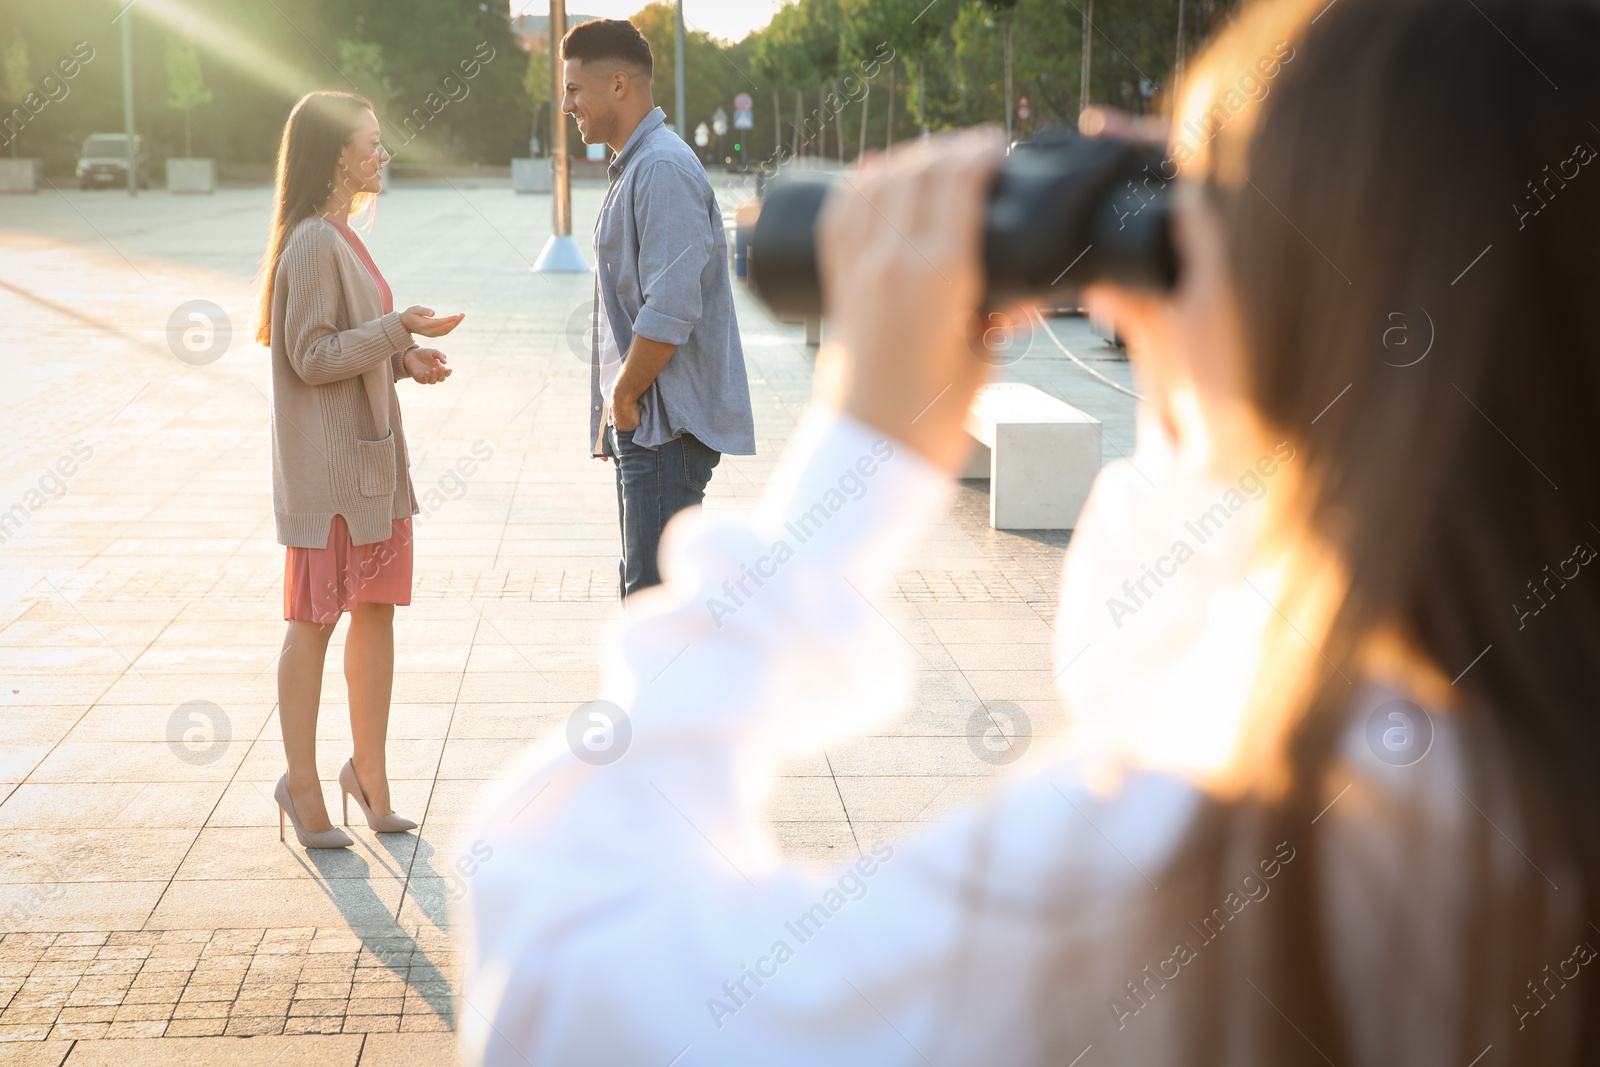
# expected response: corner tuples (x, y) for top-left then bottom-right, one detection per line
(254, 91), (462, 849)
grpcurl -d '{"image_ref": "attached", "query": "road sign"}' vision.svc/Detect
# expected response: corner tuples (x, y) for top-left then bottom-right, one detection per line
(734, 108), (753, 130)
(712, 107), (729, 137)
(1017, 94), (1032, 122)
(734, 92), (753, 111)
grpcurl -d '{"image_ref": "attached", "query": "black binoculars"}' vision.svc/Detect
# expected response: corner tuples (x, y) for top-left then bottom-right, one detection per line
(746, 131), (1180, 319)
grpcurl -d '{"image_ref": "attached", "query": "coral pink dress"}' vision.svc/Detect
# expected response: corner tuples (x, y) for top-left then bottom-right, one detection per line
(283, 217), (414, 624)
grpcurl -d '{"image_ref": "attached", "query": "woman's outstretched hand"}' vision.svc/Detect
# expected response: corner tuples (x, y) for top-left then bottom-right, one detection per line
(404, 347), (451, 384)
(401, 305), (465, 337)
(813, 127), (1009, 474)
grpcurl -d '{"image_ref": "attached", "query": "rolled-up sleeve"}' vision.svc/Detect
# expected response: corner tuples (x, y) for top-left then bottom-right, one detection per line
(630, 161), (713, 347)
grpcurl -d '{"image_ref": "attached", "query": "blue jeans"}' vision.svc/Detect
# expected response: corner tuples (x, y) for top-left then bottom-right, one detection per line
(608, 426), (720, 598)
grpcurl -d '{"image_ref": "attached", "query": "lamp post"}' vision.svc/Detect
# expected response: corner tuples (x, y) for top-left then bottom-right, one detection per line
(674, 0), (686, 141)
(534, 0), (588, 272)
(120, 8), (137, 197)
(1080, 0), (1093, 116)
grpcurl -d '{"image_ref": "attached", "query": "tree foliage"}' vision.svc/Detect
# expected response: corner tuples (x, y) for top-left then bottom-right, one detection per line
(164, 34), (212, 157)
(0, 0), (1236, 174)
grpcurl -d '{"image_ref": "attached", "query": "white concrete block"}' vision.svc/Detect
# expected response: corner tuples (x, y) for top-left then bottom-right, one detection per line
(512, 157), (552, 194)
(963, 382), (1101, 530)
(166, 158), (215, 194)
(0, 158), (40, 194)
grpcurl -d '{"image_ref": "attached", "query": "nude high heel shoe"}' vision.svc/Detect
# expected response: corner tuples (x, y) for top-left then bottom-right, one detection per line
(275, 775), (354, 849)
(340, 759), (417, 833)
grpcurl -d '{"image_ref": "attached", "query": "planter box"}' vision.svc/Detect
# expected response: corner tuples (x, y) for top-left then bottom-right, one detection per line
(0, 159), (41, 194)
(512, 158), (551, 194)
(166, 158), (215, 194)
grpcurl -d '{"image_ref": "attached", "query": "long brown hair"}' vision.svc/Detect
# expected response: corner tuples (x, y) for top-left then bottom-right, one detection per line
(1034, 0), (1600, 1062)
(253, 91), (376, 346)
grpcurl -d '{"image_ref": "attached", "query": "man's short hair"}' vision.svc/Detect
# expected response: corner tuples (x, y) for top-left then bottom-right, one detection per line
(560, 18), (653, 81)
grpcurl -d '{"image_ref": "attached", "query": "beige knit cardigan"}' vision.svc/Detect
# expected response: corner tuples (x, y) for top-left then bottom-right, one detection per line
(268, 214), (419, 548)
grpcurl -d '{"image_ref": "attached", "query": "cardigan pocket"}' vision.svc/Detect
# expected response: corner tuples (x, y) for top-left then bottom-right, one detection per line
(356, 430), (397, 497)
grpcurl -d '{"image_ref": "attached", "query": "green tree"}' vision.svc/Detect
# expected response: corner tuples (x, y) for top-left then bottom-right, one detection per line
(523, 47), (551, 156)
(164, 34), (212, 158)
(631, 1), (750, 148)
(335, 36), (394, 115)
(2, 28), (29, 158)
(757, 0), (845, 158)
(841, 0), (944, 136)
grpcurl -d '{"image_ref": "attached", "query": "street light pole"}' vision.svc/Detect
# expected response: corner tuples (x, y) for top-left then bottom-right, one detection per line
(551, 0), (569, 241)
(674, 0), (686, 141)
(1079, 0), (1094, 117)
(120, 9), (137, 197)
(533, 0), (588, 272)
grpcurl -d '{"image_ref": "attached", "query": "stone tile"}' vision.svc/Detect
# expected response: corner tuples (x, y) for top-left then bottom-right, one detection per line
(341, 1014), (399, 1033)
(768, 822), (859, 861)
(361, 1032), (460, 1063)
(170, 828), (415, 882)
(0, 1038), (72, 1063)
(826, 735), (1009, 778)
(223, 1016), (285, 1037)
(23, 743), (245, 785)
(234, 738), (443, 784)
(0, 829), (197, 884)
(104, 1021), (170, 1039)
(398, 1012), (454, 1033)
(0, 883), (165, 933)
(155, 1020), (229, 1038)
(286, 998), (345, 1019)
(112, 1003), (176, 1023)
(59, 1035), (364, 1063)
(145, 880), (407, 931)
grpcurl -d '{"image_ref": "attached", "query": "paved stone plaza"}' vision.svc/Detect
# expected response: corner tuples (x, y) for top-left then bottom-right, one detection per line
(0, 174), (1135, 1064)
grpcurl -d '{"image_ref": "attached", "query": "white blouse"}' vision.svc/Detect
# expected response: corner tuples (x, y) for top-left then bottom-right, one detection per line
(455, 407), (1502, 1066)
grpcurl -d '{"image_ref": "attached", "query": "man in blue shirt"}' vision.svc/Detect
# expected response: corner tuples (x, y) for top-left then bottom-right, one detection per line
(560, 18), (756, 598)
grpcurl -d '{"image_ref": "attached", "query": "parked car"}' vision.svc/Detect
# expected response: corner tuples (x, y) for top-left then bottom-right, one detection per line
(77, 134), (149, 189)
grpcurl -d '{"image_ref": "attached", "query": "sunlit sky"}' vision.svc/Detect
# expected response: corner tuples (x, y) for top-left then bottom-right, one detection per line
(508, 1), (789, 45)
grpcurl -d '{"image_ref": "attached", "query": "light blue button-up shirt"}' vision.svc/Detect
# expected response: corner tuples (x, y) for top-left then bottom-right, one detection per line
(590, 107), (756, 457)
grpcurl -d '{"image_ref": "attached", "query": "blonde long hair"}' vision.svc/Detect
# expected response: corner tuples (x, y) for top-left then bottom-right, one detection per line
(253, 91), (377, 347)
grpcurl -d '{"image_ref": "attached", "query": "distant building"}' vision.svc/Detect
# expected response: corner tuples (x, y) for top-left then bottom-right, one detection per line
(511, 13), (603, 54)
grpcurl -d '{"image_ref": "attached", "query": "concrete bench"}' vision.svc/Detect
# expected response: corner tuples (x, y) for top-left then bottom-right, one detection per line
(961, 382), (1101, 530)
